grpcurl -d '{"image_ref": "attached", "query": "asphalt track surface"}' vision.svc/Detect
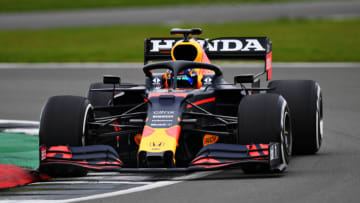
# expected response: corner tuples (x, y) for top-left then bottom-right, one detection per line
(1, 1), (360, 30)
(0, 64), (360, 202)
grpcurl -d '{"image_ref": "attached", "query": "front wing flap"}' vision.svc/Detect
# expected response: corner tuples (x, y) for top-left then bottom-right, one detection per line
(40, 145), (123, 172)
(190, 143), (285, 172)
(39, 142), (284, 174)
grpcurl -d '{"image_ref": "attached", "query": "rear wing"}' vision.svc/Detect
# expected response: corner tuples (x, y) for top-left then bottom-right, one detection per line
(144, 37), (273, 80)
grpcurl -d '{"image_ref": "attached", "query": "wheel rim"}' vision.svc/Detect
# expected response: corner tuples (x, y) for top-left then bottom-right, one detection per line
(280, 98), (292, 166)
(82, 103), (93, 146)
(284, 111), (292, 155)
(315, 85), (323, 151)
(282, 109), (292, 164)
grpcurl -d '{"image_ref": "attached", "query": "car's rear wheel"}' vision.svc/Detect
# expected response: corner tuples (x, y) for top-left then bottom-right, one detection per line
(268, 80), (323, 154)
(88, 82), (113, 106)
(39, 95), (92, 177)
(237, 94), (292, 173)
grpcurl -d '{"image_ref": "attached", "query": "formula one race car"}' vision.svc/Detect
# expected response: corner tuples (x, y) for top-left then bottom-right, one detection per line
(39, 28), (323, 177)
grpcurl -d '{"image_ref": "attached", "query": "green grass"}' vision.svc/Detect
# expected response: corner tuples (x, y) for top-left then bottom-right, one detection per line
(0, 132), (39, 169)
(0, 0), (319, 13)
(0, 18), (359, 62)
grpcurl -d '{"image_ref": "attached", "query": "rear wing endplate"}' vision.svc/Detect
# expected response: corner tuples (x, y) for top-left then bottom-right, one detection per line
(144, 37), (273, 80)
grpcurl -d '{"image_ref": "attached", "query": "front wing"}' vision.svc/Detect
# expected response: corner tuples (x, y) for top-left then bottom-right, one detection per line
(39, 143), (286, 174)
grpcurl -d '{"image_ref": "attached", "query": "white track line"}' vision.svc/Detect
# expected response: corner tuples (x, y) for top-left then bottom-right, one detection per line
(2, 171), (220, 203)
(0, 119), (39, 135)
(0, 62), (358, 69)
(60, 170), (220, 203)
(2, 128), (39, 135)
(0, 119), (39, 125)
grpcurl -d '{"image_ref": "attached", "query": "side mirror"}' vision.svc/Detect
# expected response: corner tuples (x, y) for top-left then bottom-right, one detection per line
(234, 74), (255, 84)
(103, 75), (121, 85)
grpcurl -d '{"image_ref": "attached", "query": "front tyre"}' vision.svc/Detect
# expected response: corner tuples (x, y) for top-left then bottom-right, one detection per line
(39, 95), (92, 177)
(237, 94), (292, 173)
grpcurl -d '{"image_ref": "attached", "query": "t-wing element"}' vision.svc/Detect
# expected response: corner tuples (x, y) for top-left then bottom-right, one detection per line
(170, 28), (202, 42)
(103, 75), (121, 85)
(103, 75), (121, 105)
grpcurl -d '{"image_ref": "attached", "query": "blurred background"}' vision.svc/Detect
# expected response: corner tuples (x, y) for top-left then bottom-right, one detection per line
(0, 0), (359, 63)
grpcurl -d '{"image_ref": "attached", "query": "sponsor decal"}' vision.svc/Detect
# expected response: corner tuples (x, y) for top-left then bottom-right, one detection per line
(150, 38), (266, 53)
(150, 111), (176, 127)
(150, 40), (176, 52)
(270, 144), (279, 160)
(41, 145), (47, 161)
(152, 77), (162, 89)
(150, 141), (165, 147)
(134, 134), (142, 146)
(203, 76), (212, 85)
(153, 111), (175, 115)
(203, 134), (219, 146)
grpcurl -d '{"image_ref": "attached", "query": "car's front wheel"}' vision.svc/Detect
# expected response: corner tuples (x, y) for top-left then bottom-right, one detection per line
(237, 93), (292, 173)
(39, 95), (92, 177)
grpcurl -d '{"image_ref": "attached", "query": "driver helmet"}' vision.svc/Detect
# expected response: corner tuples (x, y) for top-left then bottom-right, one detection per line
(162, 68), (198, 88)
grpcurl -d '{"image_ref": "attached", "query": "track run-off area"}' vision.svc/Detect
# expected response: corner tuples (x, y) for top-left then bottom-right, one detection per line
(0, 63), (359, 202)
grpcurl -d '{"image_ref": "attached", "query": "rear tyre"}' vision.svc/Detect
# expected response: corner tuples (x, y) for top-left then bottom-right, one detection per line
(39, 95), (92, 177)
(237, 94), (292, 173)
(268, 80), (323, 154)
(87, 82), (113, 107)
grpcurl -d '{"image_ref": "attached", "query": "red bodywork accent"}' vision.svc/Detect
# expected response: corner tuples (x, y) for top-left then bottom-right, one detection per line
(266, 52), (272, 80)
(165, 126), (181, 139)
(44, 160), (122, 170)
(192, 157), (220, 164)
(192, 157), (235, 169)
(113, 121), (122, 132)
(46, 146), (72, 159)
(259, 144), (269, 155)
(192, 163), (234, 169)
(44, 156), (123, 167)
(149, 92), (188, 98)
(48, 146), (70, 153)
(46, 152), (72, 159)
(142, 126), (156, 138)
(187, 97), (215, 108)
(247, 144), (269, 159)
(201, 48), (211, 63)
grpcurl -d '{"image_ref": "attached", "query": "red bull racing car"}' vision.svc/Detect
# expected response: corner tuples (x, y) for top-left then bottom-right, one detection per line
(39, 28), (323, 176)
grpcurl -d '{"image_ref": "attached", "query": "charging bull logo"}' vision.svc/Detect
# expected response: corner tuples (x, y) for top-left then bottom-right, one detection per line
(150, 38), (266, 52)
(151, 141), (164, 147)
